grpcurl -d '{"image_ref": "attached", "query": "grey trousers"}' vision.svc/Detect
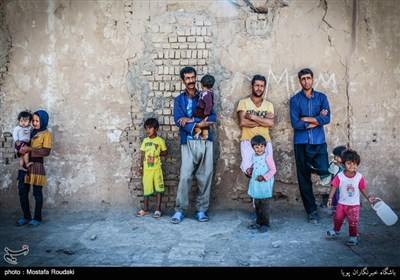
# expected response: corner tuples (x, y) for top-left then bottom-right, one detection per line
(175, 140), (214, 213)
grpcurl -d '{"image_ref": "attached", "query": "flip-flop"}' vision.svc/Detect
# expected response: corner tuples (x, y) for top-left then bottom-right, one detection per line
(170, 212), (184, 224)
(136, 209), (150, 217)
(194, 211), (209, 222)
(153, 211), (162, 218)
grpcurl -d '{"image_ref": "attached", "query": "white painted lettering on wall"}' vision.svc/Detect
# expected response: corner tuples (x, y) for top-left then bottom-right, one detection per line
(266, 69), (338, 95)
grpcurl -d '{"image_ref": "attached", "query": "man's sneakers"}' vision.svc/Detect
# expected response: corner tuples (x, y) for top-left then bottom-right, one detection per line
(15, 219), (29, 227)
(28, 220), (42, 227)
(308, 211), (319, 224)
(16, 219), (42, 227)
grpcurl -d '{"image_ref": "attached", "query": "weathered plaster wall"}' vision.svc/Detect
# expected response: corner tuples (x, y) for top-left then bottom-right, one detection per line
(0, 0), (399, 210)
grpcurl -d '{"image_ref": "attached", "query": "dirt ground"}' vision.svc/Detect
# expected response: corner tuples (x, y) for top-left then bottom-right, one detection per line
(0, 200), (399, 276)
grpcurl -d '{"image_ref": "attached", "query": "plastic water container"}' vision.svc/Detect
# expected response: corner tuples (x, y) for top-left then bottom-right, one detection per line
(372, 198), (398, 226)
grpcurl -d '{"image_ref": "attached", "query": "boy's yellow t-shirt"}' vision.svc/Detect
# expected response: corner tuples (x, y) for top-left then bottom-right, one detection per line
(237, 97), (274, 141)
(140, 136), (167, 170)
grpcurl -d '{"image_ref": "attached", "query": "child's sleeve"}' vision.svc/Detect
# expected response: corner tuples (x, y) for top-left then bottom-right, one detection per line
(161, 138), (167, 151)
(331, 175), (340, 188)
(263, 154), (276, 181)
(358, 176), (367, 190)
(203, 91), (213, 116)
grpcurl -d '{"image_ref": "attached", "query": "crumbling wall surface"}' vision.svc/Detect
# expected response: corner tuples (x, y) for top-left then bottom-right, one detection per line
(0, 0), (399, 210)
(346, 0), (400, 204)
(0, 1), (133, 208)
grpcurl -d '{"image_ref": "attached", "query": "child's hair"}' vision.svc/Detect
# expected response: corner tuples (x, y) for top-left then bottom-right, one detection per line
(341, 149), (361, 165)
(251, 135), (267, 147)
(333, 145), (346, 157)
(144, 118), (159, 130)
(18, 111), (32, 121)
(200, 74), (215, 89)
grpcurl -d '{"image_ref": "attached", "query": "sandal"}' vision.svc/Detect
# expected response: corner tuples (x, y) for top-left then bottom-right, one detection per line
(153, 211), (162, 218)
(346, 237), (358, 246)
(16, 219), (29, 227)
(326, 230), (340, 239)
(136, 209), (150, 217)
(194, 211), (209, 222)
(171, 211), (184, 224)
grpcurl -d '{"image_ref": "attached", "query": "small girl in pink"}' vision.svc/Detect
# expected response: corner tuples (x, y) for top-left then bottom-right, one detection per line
(326, 149), (375, 246)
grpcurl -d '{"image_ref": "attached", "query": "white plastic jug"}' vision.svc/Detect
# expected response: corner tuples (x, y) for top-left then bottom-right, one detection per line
(372, 198), (398, 226)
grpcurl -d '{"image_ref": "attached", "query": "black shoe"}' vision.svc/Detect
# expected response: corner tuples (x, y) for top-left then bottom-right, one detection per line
(308, 211), (319, 224)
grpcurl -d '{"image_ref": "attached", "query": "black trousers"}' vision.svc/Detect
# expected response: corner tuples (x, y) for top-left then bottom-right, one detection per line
(255, 198), (271, 227)
(294, 143), (329, 215)
(17, 170), (43, 222)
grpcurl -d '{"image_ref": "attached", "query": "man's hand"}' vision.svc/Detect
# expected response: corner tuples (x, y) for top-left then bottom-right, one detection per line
(319, 109), (328, 116)
(195, 117), (214, 129)
(178, 117), (194, 127)
(265, 111), (275, 119)
(244, 112), (256, 121)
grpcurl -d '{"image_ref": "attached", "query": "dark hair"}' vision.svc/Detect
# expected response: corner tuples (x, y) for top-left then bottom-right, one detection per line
(341, 149), (361, 165)
(251, 135), (267, 147)
(332, 145), (347, 157)
(298, 68), (314, 79)
(200, 74), (215, 88)
(180, 66), (197, 80)
(144, 118), (159, 130)
(251, 74), (266, 86)
(18, 111), (32, 121)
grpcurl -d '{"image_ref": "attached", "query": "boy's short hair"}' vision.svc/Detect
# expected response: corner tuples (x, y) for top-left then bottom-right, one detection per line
(200, 74), (215, 88)
(144, 118), (159, 130)
(251, 135), (267, 147)
(180, 66), (197, 80)
(298, 68), (314, 79)
(251, 74), (266, 86)
(341, 149), (361, 165)
(332, 145), (347, 157)
(18, 111), (32, 121)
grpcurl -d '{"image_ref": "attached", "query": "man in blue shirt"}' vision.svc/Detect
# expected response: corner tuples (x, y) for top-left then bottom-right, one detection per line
(290, 68), (331, 224)
(171, 66), (216, 224)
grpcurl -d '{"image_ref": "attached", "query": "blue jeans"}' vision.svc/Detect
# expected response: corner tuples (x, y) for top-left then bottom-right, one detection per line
(18, 170), (43, 222)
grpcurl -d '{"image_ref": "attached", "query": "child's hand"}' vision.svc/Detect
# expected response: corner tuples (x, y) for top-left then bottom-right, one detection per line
(246, 168), (252, 177)
(368, 196), (377, 204)
(327, 199), (332, 208)
(256, 175), (264, 182)
(15, 141), (22, 146)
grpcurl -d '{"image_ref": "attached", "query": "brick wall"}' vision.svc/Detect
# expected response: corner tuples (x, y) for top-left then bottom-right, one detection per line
(122, 13), (215, 210)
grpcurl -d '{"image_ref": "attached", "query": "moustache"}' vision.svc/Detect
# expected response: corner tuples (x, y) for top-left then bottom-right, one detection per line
(189, 82), (196, 85)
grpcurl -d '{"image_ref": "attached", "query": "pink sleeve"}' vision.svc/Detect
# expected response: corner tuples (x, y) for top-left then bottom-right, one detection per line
(263, 154), (276, 181)
(358, 176), (367, 190)
(331, 175), (340, 188)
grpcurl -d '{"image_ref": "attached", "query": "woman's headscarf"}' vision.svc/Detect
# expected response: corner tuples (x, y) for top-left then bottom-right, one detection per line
(31, 110), (49, 138)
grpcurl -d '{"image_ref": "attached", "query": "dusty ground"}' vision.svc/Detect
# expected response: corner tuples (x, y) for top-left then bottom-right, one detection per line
(0, 201), (399, 274)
